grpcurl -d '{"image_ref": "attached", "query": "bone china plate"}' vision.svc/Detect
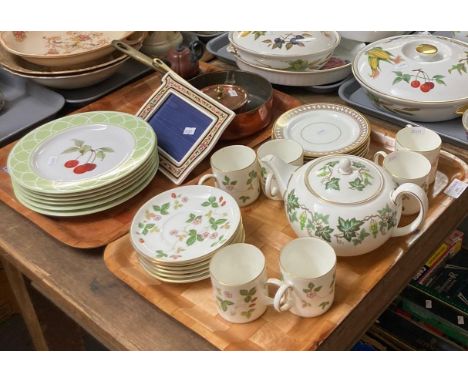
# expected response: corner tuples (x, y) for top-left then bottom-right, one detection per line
(273, 103), (370, 157)
(8, 111), (156, 194)
(131, 185), (241, 264)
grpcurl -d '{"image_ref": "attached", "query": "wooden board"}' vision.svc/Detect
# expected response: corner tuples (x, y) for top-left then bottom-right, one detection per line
(103, 125), (468, 351)
(0, 63), (301, 248)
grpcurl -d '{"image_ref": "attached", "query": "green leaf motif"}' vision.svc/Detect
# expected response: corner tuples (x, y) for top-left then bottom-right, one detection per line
(349, 177), (365, 191)
(155, 250), (168, 258)
(337, 217), (365, 242)
(186, 235), (197, 246)
(73, 139), (84, 147)
(217, 297), (234, 312)
(314, 285), (322, 292)
(314, 225), (334, 243)
(61, 147), (80, 154)
(325, 177), (340, 191)
(99, 147), (114, 153)
(239, 195), (250, 203)
(96, 151), (105, 160)
(319, 301), (330, 310)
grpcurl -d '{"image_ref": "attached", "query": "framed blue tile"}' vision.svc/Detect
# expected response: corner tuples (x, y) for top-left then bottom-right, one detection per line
(137, 72), (235, 184)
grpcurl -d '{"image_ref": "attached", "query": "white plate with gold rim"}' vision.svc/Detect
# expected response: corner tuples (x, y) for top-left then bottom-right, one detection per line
(273, 103), (370, 158)
(135, 222), (245, 269)
(131, 185), (241, 265)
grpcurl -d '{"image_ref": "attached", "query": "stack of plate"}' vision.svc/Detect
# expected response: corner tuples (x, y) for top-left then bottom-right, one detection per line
(0, 31), (146, 89)
(130, 185), (244, 283)
(7, 111), (158, 217)
(272, 103), (371, 160)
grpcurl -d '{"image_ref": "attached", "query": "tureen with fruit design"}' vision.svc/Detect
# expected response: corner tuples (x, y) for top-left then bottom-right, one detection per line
(228, 31), (340, 71)
(261, 154), (428, 257)
(352, 34), (468, 122)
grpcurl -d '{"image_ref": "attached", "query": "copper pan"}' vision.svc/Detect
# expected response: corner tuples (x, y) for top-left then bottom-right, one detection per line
(189, 70), (273, 141)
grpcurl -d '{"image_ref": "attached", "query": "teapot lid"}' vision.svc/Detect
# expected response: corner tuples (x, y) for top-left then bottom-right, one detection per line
(306, 155), (383, 204)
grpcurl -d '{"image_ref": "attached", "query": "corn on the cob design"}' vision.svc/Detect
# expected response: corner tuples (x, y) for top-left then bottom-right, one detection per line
(366, 47), (402, 78)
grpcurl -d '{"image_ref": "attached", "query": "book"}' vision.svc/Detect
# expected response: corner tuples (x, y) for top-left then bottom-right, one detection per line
(396, 296), (468, 348)
(412, 230), (464, 285)
(376, 307), (464, 350)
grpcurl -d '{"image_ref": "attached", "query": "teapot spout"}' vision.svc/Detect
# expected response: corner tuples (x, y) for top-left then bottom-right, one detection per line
(260, 154), (299, 200)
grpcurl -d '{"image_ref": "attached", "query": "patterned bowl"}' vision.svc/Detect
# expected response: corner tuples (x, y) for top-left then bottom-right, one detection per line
(228, 31), (340, 70)
(352, 34), (468, 122)
(0, 31), (133, 67)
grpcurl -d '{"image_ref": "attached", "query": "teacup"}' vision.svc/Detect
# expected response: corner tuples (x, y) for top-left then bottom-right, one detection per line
(210, 243), (273, 323)
(268, 238), (336, 318)
(395, 125), (441, 184)
(374, 150), (431, 215)
(198, 145), (260, 207)
(257, 139), (304, 200)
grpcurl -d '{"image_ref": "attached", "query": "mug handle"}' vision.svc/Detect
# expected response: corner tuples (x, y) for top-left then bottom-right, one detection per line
(266, 278), (293, 312)
(391, 183), (429, 237)
(198, 174), (218, 187)
(264, 173), (278, 199)
(373, 150), (387, 166)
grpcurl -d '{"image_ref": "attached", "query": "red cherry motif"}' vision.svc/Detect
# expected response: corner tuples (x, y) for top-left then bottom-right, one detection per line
(420, 83), (431, 92)
(171, 193), (176, 199)
(73, 164), (89, 174)
(85, 163), (97, 171)
(426, 81), (435, 89)
(64, 159), (79, 168)
(410, 80), (420, 88)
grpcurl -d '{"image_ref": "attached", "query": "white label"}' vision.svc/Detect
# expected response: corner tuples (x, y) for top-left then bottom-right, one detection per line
(183, 127), (197, 136)
(227, 89), (238, 97)
(458, 316), (464, 325)
(444, 179), (468, 199)
(425, 299), (432, 309)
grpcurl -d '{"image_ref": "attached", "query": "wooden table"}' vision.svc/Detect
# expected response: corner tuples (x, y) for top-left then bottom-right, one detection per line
(1, 61), (467, 350)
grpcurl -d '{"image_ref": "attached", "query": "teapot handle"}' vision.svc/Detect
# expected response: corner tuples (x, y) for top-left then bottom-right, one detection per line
(189, 41), (204, 62)
(391, 183), (428, 237)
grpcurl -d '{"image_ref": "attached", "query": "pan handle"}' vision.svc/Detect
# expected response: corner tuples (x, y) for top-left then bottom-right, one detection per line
(111, 40), (174, 75)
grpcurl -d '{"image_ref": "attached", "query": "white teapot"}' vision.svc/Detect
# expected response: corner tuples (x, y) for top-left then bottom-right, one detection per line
(261, 154), (428, 256)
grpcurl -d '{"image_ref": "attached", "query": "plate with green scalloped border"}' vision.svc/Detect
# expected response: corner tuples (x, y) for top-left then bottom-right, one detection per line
(7, 111), (156, 194)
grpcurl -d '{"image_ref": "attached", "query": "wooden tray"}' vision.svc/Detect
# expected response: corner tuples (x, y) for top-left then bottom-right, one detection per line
(0, 64), (301, 248)
(103, 125), (467, 351)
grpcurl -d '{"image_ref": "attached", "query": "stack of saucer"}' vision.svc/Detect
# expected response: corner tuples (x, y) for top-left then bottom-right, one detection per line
(272, 103), (371, 160)
(130, 185), (244, 283)
(7, 111), (158, 217)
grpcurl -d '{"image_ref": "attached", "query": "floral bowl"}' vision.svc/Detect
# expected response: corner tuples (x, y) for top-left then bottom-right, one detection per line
(228, 31), (340, 71)
(352, 34), (468, 122)
(0, 31), (133, 67)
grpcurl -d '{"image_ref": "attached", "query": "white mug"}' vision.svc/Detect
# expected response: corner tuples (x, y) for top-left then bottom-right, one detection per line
(395, 125), (441, 184)
(210, 243), (274, 323)
(374, 150), (431, 215)
(268, 238), (336, 318)
(198, 145), (261, 207)
(257, 139), (304, 200)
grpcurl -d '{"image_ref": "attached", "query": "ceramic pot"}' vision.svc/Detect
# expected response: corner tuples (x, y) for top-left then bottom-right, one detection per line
(229, 31), (340, 71)
(141, 32), (183, 58)
(352, 34), (468, 122)
(261, 154), (428, 257)
(166, 41), (204, 79)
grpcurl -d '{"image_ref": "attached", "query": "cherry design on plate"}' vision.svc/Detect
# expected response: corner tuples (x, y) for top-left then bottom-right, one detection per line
(61, 139), (114, 175)
(393, 69), (445, 93)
